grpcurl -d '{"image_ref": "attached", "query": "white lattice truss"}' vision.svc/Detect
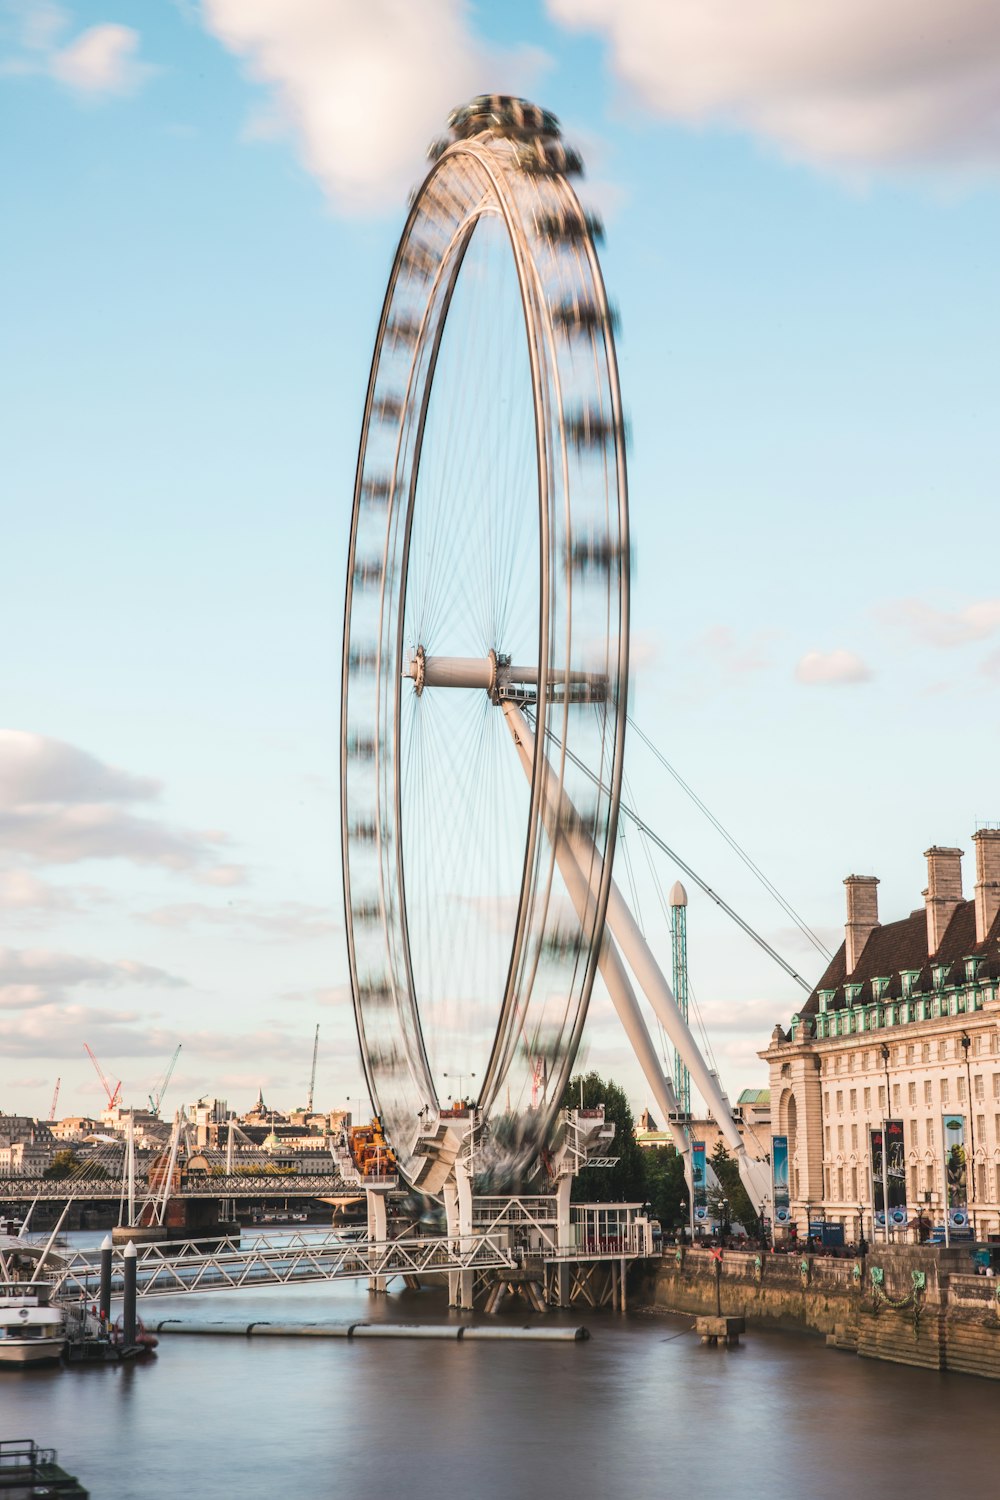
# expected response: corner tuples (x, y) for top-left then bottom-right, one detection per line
(52, 1230), (516, 1301)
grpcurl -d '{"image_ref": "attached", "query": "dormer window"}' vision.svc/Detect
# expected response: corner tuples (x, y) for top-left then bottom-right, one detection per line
(818, 989), (835, 1014)
(901, 970), (920, 999)
(872, 976), (890, 1002)
(845, 983), (863, 1007)
(965, 958), (982, 984)
(933, 964), (949, 991)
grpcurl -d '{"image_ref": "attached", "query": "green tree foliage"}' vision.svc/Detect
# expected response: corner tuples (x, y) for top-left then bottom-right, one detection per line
(560, 1072), (646, 1202)
(43, 1148), (108, 1180)
(44, 1148), (82, 1180)
(644, 1145), (688, 1227)
(708, 1139), (759, 1234)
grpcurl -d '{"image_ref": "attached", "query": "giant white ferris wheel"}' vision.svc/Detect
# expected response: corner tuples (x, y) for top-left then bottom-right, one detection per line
(341, 96), (767, 1209)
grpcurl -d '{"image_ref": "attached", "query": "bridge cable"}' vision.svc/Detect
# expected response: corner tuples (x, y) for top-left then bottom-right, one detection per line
(627, 717), (833, 962)
(541, 726), (814, 995)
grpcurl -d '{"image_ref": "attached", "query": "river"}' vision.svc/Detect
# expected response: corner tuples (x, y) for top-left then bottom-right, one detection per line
(3, 1236), (997, 1499)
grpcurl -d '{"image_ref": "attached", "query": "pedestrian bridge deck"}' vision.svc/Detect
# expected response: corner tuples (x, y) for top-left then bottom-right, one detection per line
(54, 1228), (517, 1300)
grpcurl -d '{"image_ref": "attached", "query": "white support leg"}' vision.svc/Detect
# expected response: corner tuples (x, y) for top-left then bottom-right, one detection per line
(503, 706), (770, 1217)
(442, 1178), (475, 1309)
(366, 1188), (387, 1294)
(501, 705), (693, 1186)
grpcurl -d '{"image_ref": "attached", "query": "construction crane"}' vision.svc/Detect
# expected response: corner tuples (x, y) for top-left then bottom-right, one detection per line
(83, 1044), (122, 1110)
(306, 1025), (320, 1114)
(48, 1078), (61, 1121)
(149, 1044), (182, 1117)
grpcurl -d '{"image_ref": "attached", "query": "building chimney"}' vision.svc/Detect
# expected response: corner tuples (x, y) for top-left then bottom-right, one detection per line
(844, 875), (879, 974)
(923, 846), (963, 956)
(973, 829), (1000, 944)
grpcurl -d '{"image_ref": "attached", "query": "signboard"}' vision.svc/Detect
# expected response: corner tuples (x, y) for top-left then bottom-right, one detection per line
(772, 1134), (790, 1224)
(943, 1115), (967, 1220)
(692, 1141), (707, 1221)
(870, 1120), (906, 1219)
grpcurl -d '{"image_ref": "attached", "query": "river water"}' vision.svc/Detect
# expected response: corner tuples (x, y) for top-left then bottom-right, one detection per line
(3, 1237), (998, 1499)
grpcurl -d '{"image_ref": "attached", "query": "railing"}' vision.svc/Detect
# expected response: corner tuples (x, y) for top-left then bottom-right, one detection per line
(0, 1438), (58, 1474)
(0, 1173), (355, 1201)
(52, 1229), (517, 1300)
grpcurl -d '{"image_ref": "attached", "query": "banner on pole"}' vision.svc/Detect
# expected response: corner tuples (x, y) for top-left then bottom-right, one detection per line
(870, 1121), (907, 1226)
(772, 1135), (790, 1224)
(943, 1114), (968, 1226)
(692, 1141), (707, 1221)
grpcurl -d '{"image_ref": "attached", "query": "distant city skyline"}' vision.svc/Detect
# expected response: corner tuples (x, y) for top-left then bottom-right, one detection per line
(2, 0), (998, 1121)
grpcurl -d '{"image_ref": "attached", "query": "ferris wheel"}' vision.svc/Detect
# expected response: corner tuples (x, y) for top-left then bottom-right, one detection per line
(341, 96), (629, 1192)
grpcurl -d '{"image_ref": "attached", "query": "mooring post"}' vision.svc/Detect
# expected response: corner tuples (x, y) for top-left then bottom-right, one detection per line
(99, 1234), (113, 1323)
(123, 1240), (137, 1347)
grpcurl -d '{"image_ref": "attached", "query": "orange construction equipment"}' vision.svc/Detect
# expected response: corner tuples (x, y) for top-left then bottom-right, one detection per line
(349, 1120), (397, 1177)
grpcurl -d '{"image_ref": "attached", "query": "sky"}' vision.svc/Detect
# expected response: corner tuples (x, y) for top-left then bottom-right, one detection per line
(2, 0), (999, 1126)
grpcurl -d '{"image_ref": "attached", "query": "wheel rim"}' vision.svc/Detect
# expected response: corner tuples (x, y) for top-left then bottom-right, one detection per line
(341, 98), (629, 1190)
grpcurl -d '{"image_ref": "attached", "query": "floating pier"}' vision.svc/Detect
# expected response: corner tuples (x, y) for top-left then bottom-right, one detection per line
(152, 1319), (589, 1342)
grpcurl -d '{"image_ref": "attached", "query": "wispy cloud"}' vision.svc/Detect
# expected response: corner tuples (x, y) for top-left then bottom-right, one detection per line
(2, 5), (153, 96)
(0, 1004), (176, 1060)
(50, 22), (150, 95)
(141, 900), (337, 942)
(0, 730), (247, 885)
(795, 648), (872, 685)
(695, 625), (775, 676)
(547, 0), (1000, 177)
(0, 945), (187, 1011)
(878, 597), (1000, 649)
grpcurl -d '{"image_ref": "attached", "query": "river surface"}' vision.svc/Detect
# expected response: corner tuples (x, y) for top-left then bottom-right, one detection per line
(3, 1233), (998, 1499)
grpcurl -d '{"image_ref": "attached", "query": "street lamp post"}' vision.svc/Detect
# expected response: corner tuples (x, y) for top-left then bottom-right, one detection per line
(443, 1072), (475, 1108)
(961, 1032), (978, 1242)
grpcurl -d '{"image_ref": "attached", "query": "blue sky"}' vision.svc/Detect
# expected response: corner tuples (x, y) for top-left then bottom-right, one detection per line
(2, 0), (999, 1123)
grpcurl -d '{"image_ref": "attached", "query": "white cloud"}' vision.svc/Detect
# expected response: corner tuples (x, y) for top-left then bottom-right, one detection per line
(0, 1004), (174, 1060)
(879, 597), (1000, 649)
(199, 0), (543, 212)
(0, 730), (246, 883)
(795, 649), (872, 685)
(49, 22), (149, 95)
(0, 730), (157, 805)
(0, 945), (187, 1010)
(547, 0), (1000, 175)
(0, 870), (80, 916)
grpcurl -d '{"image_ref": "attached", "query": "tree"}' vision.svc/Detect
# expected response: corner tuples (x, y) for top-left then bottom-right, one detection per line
(644, 1145), (688, 1228)
(708, 1140), (759, 1235)
(44, 1149), (107, 1181)
(560, 1072), (646, 1202)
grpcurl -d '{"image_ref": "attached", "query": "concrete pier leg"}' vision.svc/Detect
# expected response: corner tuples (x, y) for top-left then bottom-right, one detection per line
(366, 1189), (387, 1294)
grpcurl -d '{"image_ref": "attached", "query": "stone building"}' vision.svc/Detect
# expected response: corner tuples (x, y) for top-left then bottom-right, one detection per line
(635, 1090), (771, 1159)
(762, 830), (1000, 1240)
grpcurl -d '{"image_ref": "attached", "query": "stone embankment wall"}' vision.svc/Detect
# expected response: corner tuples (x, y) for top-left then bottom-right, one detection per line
(634, 1246), (1000, 1381)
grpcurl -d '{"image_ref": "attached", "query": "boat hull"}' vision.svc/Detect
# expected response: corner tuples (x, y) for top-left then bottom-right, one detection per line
(0, 1337), (66, 1365)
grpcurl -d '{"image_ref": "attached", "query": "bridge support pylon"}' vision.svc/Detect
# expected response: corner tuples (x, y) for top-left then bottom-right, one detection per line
(366, 1188), (388, 1294)
(443, 1175), (474, 1310)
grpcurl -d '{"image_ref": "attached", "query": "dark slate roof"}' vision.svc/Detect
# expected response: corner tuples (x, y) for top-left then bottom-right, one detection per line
(800, 899), (1000, 1015)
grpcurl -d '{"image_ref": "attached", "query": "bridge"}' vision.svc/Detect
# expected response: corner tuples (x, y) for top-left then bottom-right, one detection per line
(52, 1228), (517, 1300)
(0, 1173), (356, 1203)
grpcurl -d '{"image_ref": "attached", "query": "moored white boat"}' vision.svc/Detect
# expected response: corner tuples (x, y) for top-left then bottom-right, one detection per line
(0, 1285), (66, 1365)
